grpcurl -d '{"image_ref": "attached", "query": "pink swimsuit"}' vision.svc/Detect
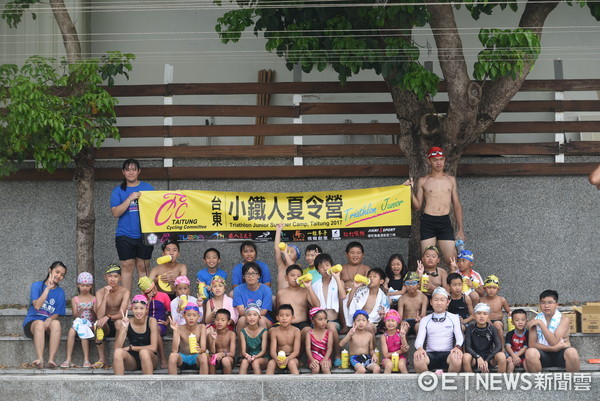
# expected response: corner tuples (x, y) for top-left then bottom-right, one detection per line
(310, 330), (330, 362)
(383, 330), (406, 360)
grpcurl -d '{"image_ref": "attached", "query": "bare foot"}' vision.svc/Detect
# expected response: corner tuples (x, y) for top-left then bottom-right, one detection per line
(32, 359), (43, 369)
(161, 361), (168, 369)
(47, 360), (57, 368)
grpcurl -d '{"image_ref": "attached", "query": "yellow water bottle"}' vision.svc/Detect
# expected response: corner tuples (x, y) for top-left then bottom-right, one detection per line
(391, 352), (399, 372)
(462, 277), (470, 293)
(198, 282), (207, 300)
(296, 273), (312, 285)
(179, 295), (188, 311)
(421, 274), (429, 293)
(354, 274), (370, 286)
(507, 317), (515, 332)
(374, 348), (381, 362)
(341, 349), (349, 369)
(95, 323), (104, 341)
(157, 255), (172, 265)
(189, 333), (198, 354)
(278, 242), (287, 251)
(277, 350), (287, 369)
(327, 264), (343, 275)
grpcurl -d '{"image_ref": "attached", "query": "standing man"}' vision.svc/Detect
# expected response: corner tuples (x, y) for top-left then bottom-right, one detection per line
(404, 146), (465, 265)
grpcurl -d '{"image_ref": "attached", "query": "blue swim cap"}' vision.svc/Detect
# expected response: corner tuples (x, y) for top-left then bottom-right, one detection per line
(458, 250), (474, 262)
(353, 309), (369, 321)
(288, 244), (301, 260)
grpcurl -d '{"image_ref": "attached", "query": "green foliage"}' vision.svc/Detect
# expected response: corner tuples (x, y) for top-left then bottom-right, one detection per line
(1, 0), (40, 28)
(0, 52), (135, 176)
(473, 28), (540, 80)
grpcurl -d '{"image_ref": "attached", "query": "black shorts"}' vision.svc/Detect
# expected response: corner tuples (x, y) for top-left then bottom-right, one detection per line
(420, 214), (454, 241)
(427, 351), (450, 370)
(102, 319), (116, 337)
(539, 348), (569, 368)
(292, 321), (311, 331)
(115, 235), (153, 261)
(23, 321), (36, 339)
(127, 350), (157, 370)
(404, 319), (417, 335)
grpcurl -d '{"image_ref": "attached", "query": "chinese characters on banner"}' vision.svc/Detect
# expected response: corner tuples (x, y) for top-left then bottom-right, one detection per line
(138, 185), (411, 245)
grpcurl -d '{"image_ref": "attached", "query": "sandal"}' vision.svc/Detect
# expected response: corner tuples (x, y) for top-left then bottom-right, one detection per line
(60, 361), (72, 368)
(91, 361), (105, 369)
(83, 361), (92, 368)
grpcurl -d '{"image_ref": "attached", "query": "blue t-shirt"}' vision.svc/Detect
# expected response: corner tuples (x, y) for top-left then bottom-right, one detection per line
(231, 260), (272, 286)
(233, 283), (273, 312)
(23, 281), (66, 328)
(110, 182), (154, 239)
(197, 268), (228, 284)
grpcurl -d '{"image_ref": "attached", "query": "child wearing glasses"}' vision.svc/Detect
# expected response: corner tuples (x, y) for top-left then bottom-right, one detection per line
(413, 287), (464, 373)
(403, 146), (466, 265)
(525, 290), (580, 373)
(397, 272), (428, 335)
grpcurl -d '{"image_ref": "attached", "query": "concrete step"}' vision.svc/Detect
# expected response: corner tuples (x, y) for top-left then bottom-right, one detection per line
(0, 373), (599, 401)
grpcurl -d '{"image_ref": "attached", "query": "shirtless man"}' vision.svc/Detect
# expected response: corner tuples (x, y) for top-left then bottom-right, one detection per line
(276, 265), (320, 345)
(266, 304), (302, 375)
(404, 146), (465, 264)
(148, 240), (188, 300)
(397, 272), (428, 335)
(207, 309), (236, 374)
(94, 264), (130, 369)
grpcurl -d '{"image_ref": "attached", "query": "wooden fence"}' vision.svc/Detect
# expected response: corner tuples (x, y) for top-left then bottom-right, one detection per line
(7, 79), (600, 181)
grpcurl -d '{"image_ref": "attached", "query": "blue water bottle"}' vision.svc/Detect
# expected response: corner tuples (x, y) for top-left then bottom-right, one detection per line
(455, 239), (465, 252)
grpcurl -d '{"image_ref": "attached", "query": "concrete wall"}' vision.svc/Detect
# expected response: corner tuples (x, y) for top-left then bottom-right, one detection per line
(1, 156), (598, 306)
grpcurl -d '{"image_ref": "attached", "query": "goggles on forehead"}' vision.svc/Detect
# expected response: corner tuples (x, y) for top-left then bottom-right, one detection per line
(429, 151), (444, 157)
(131, 299), (148, 305)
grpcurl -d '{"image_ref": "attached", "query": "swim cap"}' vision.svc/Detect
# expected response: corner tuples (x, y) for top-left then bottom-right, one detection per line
(404, 271), (420, 282)
(211, 275), (226, 287)
(474, 303), (491, 313)
(484, 275), (500, 288)
(457, 250), (474, 262)
(423, 246), (440, 256)
(138, 276), (155, 294)
(104, 263), (121, 275)
(432, 287), (450, 299)
(353, 309), (369, 321)
(184, 303), (200, 313)
(244, 305), (261, 315)
(384, 309), (401, 323)
(131, 294), (148, 306)
(287, 244), (301, 260)
(309, 307), (324, 320)
(174, 276), (190, 286)
(427, 146), (444, 159)
(77, 272), (93, 285)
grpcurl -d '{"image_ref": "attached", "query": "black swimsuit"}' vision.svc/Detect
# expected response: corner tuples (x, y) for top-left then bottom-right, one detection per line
(127, 318), (155, 370)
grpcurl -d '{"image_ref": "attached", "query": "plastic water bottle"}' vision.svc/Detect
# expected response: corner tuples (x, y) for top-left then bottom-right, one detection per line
(455, 239), (465, 253)
(277, 350), (287, 369)
(341, 349), (349, 369)
(189, 334), (198, 354)
(391, 352), (399, 372)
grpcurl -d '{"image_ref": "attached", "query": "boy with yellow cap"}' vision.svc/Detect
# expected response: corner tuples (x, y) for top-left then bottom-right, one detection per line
(480, 275), (511, 340)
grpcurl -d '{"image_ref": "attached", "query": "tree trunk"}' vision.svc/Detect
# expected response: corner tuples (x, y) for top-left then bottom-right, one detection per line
(49, 0), (81, 64)
(74, 147), (95, 274)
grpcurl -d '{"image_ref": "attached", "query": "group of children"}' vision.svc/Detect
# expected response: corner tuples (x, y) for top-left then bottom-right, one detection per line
(25, 231), (579, 376)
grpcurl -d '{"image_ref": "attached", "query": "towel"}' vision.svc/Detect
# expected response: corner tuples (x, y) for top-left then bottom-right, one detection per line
(312, 277), (340, 313)
(347, 286), (390, 327)
(535, 310), (562, 346)
(72, 318), (94, 339)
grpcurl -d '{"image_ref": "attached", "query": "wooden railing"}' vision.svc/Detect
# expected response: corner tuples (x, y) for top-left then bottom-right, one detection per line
(7, 79), (600, 181)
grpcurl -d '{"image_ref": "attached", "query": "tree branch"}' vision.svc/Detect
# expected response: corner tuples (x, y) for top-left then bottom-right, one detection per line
(49, 0), (81, 64)
(427, 1), (475, 136)
(477, 0), (560, 132)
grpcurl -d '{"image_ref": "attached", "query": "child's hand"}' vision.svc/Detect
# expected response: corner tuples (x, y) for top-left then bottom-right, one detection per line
(161, 272), (172, 282)
(304, 279), (312, 289)
(416, 261), (424, 276)
(512, 355), (521, 367)
(276, 222), (285, 231)
(449, 257), (458, 271)
(414, 348), (426, 361)
(347, 326), (356, 337)
(320, 359), (331, 369)
(309, 359), (319, 369)
(216, 352), (224, 362)
(371, 353), (378, 364)
(402, 178), (414, 188)
(401, 343), (409, 353)
(415, 313), (422, 323)
(103, 285), (112, 293)
(282, 357), (290, 367)
(120, 309), (129, 328)
(168, 316), (178, 332)
(196, 298), (203, 308)
(477, 357), (488, 373)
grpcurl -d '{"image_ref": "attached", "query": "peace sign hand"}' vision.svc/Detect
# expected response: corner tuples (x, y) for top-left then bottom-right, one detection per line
(120, 309), (129, 328)
(168, 316), (178, 332)
(416, 260), (424, 276)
